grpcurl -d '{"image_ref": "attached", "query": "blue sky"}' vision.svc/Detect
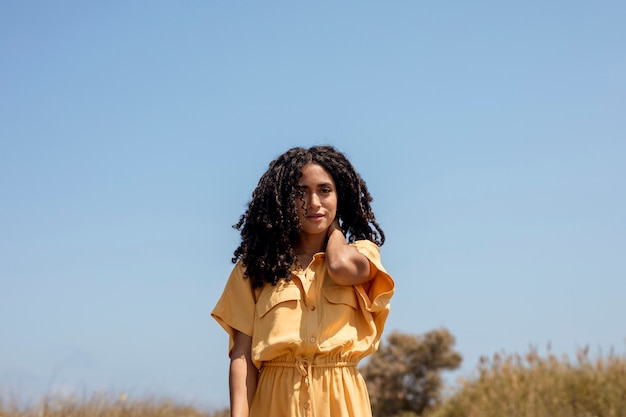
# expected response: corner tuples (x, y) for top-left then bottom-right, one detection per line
(1, 0), (625, 410)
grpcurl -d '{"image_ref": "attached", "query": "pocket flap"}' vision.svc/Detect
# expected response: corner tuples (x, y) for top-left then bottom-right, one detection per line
(256, 285), (302, 318)
(323, 285), (358, 309)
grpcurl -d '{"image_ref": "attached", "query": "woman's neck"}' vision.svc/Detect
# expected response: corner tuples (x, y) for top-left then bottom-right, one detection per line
(295, 233), (327, 257)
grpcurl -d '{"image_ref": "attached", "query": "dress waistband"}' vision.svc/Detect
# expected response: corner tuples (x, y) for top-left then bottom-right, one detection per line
(262, 359), (358, 416)
(262, 359), (357, 375)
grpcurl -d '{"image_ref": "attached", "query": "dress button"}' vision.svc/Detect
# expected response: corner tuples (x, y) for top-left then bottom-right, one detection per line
(310, 337), (316, 343)
(310, 306), (316, 311)
(303, 402), (310, 409)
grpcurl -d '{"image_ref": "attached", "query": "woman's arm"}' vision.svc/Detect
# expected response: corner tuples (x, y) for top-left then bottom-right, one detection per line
(229, 330), (258, 417)
(325, 220), (374, 286)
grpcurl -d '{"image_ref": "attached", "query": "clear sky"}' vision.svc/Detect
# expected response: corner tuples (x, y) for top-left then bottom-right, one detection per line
(1, 0), (625, 411)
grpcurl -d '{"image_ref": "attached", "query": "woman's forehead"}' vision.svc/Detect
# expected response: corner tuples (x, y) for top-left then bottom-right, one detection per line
(299, 163), (334, 183)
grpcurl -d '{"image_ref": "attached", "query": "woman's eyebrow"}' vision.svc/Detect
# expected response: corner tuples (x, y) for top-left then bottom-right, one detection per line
(297, 182), (334, 188)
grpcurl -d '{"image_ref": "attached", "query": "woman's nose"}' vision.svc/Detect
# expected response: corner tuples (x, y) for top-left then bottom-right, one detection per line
(308, 192), (321, 208)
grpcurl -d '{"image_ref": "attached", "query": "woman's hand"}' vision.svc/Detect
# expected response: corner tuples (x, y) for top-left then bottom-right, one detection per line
(326, 218), (342, 239)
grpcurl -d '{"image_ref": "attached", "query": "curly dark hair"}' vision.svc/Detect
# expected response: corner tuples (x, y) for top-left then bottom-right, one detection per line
(232, 145), (385, 288)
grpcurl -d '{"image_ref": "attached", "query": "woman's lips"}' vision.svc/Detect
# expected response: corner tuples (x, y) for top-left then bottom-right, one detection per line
(306, 214), (324, 221)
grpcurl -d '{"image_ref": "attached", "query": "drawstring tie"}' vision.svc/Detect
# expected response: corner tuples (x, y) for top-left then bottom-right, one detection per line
(262, 359), (358, 416)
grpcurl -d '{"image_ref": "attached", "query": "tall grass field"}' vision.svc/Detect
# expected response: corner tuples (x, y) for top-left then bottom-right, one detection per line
(2, 347), (625, 417)
(0, 393), (229, 417)
(425, 347), (626, 417)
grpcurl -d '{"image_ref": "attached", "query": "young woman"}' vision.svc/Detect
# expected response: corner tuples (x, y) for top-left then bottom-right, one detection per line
(212, 146), (394, 417)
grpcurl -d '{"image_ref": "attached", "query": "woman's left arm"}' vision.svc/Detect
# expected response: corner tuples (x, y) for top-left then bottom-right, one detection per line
(325, 220), (374, 286)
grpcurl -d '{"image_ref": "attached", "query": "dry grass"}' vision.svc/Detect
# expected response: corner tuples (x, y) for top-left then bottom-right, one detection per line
(424, 347), (626, 417)
(4, 346), (625, 417)
(0, 391), (229, 417)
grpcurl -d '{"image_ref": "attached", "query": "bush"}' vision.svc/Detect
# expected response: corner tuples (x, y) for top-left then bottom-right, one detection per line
(360, 328), (462, 417)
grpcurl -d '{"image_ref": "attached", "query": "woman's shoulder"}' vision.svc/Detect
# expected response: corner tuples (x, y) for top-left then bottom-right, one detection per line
(222, 260), (254, 295)
(227, 259), (247, 279)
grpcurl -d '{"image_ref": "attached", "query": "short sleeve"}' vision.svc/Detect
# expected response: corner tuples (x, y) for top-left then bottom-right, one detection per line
(351, 240), (395, 313)
(211, 261), (256, 354)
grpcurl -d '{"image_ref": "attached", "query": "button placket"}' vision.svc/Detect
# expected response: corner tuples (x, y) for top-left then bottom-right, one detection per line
(303, 266), (319, 356)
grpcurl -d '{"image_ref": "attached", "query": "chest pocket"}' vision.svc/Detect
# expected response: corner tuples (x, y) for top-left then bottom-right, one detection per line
(254, 284), (303, 349)
(319, 285), (359, 348)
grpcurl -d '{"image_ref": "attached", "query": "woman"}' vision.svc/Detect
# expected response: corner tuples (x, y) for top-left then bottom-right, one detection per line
(212, 146), (394, 417)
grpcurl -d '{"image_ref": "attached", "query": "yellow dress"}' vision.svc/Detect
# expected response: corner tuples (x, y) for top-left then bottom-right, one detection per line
(211, 240), (394, 417)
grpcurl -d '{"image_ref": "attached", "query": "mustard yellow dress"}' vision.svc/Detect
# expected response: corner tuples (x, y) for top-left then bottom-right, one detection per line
(211, 240), (394, 417)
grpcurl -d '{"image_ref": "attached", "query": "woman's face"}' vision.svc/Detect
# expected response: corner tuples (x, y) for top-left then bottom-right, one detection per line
(296, 162), (338, 238)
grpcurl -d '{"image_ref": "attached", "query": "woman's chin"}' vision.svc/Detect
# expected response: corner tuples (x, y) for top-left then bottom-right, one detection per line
(300, 224), (330, 237)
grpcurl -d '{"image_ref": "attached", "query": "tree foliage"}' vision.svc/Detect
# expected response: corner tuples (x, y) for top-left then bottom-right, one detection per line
(360, 328), (462, 417)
